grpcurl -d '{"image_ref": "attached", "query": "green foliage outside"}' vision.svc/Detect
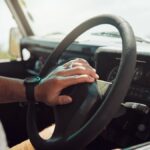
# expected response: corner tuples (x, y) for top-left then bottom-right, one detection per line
(0, 51), (16, 60)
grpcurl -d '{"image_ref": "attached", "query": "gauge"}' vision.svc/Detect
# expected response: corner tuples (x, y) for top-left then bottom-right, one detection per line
(145, 71), (150, 83)
(133, 67), (143, 81)
(107, 66), (118, 81)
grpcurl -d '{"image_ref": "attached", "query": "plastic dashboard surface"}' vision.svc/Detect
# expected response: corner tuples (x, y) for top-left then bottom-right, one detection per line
(93, 45), (150, 148)
(95, 45), (150, 106)
(20, 36), (150, 148)
(21, 36), (150, 105)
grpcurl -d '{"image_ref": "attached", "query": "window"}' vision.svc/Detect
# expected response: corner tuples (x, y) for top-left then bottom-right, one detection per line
(0, 0), (18, 61)
(24, 0), (150, 40)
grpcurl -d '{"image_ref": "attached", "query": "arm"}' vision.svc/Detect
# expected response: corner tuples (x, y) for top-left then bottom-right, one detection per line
(0, 58), (99, 105)
(8, 58), (99, 150)
(0, 76), (26, 103)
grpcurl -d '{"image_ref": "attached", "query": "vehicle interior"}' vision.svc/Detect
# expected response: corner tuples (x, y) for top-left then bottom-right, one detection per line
(1, 0), (150, 149)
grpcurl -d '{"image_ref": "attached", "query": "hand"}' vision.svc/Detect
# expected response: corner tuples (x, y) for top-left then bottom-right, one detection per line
(35, 58), (99, 105)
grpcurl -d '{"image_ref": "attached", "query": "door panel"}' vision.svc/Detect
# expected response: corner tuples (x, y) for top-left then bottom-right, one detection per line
(0, 61), (27, 78)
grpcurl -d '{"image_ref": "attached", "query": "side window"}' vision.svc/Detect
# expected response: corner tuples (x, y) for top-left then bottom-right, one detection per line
(0, 1), (20, 61)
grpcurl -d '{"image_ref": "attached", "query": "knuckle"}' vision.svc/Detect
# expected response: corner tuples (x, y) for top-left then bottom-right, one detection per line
(75, 58), (80, 61)
(76, 75), (87, 82)
(75, 58), (85, 63)
(78, 58), (84, 61)
(76, 67), (85, 73)
(71, 62), (79, 66)
(79, 58), (88, 63)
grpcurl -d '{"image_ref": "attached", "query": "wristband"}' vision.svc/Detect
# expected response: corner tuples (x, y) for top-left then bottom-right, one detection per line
(24, 76), (41, 102)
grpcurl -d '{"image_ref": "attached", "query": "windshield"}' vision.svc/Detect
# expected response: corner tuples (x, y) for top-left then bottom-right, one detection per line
(23, 0), (150, 40)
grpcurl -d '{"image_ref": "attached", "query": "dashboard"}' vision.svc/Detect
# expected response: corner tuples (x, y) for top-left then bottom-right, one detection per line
(95, 48), (150, 106)
(94, 47), (150, 149)
(20, 36), (150, 149)
(21, 36), (150, 111)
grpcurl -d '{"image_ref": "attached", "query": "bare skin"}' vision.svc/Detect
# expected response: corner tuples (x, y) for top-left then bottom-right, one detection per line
(35, 58), (99, 105)
(0, 58), (99, 150)
(0, 58), (99, 105)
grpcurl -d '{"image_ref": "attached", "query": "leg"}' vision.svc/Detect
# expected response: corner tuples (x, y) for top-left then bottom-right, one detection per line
(10, 125), (55, 150)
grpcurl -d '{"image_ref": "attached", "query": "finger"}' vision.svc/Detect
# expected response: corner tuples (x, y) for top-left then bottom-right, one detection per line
(56, 95), (72, 105)
(71, 62), (96, 72)
(64, 58), (89, 68)
(59, 74), (95, 89)
(57, 66), (99, 79)
(74, 58), (89, 65)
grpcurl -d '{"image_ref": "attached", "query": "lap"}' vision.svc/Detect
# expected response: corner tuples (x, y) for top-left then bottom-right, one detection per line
(10, 125), (55, 150)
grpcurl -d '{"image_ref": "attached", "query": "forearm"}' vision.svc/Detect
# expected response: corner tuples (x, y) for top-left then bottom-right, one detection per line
(0, 58), (98, 104)
(0, 76), (26, 103)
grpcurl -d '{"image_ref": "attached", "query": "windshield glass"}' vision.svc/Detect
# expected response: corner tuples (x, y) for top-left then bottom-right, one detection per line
(23, 0), (150, 40)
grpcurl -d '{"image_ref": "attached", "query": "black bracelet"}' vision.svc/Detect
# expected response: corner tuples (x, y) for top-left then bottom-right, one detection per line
(24, 76), (41, 102)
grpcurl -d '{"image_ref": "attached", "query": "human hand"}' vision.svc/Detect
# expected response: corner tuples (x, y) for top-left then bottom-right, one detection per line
(35, 58), (99, 105)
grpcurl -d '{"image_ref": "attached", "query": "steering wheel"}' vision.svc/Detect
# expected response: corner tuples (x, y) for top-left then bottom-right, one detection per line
(27, 14), (136, 150)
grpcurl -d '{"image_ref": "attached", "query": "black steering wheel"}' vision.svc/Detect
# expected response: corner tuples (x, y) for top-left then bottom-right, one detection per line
(27, 14), (136, 150)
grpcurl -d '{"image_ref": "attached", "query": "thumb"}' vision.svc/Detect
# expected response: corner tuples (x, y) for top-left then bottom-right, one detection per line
(57, 95), (72, 105)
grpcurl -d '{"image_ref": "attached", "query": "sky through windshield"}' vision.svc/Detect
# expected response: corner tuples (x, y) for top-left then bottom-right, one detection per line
(25, 0), (150, 39)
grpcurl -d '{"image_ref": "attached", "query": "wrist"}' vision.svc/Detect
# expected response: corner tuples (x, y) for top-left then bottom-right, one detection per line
(24, 76), (41, 102)
(34, 83), (42, 102)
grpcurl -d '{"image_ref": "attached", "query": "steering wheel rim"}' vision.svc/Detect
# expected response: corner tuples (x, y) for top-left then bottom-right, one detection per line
(27, 14), (136, 150)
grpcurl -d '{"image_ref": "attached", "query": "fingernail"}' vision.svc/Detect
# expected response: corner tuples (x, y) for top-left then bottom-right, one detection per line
(93, 68), (96, 72)
(65, 98), (72, 104)
(96, 74), (99, 79)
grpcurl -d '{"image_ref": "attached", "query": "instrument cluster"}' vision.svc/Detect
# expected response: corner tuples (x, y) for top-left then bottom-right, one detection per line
(107, 60), (150, 104)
